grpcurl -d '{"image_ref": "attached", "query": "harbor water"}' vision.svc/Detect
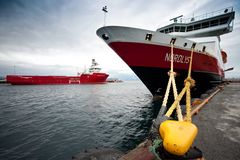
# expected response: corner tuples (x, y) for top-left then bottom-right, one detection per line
(0, 81), (160, 160)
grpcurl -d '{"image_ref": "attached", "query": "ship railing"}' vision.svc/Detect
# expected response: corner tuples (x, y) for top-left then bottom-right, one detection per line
(176, 7), (233, 24)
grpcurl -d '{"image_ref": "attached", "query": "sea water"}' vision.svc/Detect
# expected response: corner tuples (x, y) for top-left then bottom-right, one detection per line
(0, 81), (160, 160)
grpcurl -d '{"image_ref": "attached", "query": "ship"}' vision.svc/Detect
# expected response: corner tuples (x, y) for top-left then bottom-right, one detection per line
(97, 7), (235, 95)
(6, 59), (109, 85)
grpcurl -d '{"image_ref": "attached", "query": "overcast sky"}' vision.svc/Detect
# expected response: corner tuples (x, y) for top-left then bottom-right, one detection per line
(0, 0), (239, 79)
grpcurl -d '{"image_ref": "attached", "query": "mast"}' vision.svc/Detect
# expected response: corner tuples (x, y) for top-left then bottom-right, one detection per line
(13, 65), (16, 75)
(89, 59), (101, 73)
(102, 6), (108, 26)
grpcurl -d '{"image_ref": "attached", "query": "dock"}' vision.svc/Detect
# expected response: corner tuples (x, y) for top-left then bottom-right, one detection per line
(72, 83), (240, 160)
(193, 83), (240, 160)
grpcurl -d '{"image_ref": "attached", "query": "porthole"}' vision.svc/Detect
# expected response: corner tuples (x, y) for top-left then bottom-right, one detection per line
(102, 34), (109, 40)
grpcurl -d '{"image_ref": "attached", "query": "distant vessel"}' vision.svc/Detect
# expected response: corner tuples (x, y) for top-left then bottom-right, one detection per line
(97, 7), (235, 95)
(6, 59), (109, 85)
(106, 78), (123, 83)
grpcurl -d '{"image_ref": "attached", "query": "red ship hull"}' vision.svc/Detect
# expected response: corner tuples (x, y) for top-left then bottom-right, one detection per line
(109, 42), (223, 95)
(6, 73), (109, 85)
(80, 73), (109, 84)
(109, 42), (223, 75)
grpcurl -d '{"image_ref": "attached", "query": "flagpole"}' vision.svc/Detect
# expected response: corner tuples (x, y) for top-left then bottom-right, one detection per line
(102, 6), (108, 26)
(104, 11), (106, 26)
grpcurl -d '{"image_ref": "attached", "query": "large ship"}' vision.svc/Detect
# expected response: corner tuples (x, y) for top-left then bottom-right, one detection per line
(97, 7), (235, 95)
(6, 59), (109, 85)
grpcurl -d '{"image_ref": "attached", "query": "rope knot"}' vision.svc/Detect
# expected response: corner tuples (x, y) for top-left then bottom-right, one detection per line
(167, 71), (176, 77)
(184, 77), (195, 88)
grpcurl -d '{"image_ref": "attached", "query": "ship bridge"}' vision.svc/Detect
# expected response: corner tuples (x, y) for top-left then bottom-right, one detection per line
(157, 7), (235, 38)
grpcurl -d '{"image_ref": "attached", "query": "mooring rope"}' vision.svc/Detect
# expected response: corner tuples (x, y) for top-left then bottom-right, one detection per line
(165, 44), (196, 122)
(161, 42), (183, 121)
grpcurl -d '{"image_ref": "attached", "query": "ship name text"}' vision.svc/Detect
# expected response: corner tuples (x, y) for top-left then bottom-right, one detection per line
(165, 53), (190, 64)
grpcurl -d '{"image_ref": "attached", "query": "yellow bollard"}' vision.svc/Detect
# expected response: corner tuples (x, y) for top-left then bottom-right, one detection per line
(159, 120), (198, 156)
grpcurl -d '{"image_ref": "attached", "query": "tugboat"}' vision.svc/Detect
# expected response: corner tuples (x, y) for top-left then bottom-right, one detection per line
(97, 7), (235, 95)
(6, 59), (109, 85)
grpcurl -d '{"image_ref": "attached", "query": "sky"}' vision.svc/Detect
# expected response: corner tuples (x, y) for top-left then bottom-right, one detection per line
(0, 0), (239, 79)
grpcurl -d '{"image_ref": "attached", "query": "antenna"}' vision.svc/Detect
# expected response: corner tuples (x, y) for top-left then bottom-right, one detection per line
(13, 65), (16, 74)
(83, 65), (87, 73)
(102, 6), (108, 26)
(192, 2), (196, 22)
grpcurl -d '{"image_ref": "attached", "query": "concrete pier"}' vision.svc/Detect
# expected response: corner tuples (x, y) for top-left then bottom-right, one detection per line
(193, 83), (240, 160)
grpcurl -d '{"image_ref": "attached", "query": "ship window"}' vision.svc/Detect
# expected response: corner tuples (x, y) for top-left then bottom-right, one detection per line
(194, 24), (201, 30)
(169, 27), (173, 33)
(180, 26), (186, 32)
(220, 17), (229, 24)
(183, 43), (187, 47)
(202, 46), (206, 52)
(210, 19), (219, 26)
(165, 29), (169, 33)
(202, 22), (209, 28)
(191, 43), (196, 49)
(170, 38), (176, 44)
(145, 33), (152, 41)
(159, 30), (164, 33)
(186, 26), (193, 31)
(174, 26), (180, 32)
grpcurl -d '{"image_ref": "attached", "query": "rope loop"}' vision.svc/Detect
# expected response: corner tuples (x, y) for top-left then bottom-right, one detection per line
(184, 77), (195, 88)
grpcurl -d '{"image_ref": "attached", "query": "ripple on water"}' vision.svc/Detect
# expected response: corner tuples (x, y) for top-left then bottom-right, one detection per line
(0, 82), (155, 160)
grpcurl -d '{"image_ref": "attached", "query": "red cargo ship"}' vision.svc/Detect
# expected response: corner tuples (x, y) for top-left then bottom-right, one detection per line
(6, 59), (109, 85)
